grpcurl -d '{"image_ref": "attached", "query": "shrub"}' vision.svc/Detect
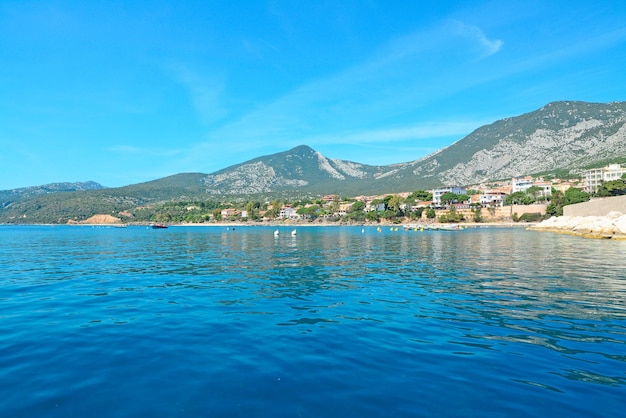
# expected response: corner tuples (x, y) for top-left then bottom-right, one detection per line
(518, 213), (543, 222)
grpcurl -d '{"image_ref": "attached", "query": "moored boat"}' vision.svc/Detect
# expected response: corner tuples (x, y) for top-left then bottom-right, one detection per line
(151, 223), (168, 229)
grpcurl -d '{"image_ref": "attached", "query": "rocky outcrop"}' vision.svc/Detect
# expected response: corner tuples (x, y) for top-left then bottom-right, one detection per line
(437, 102), (626, 186)
(75, 214), (122, 224)
(529, 211), (626, 239)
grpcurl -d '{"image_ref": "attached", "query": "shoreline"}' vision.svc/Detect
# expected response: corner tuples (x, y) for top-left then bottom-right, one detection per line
(529, 212), (626, 240)
(1, 221), (536, 229)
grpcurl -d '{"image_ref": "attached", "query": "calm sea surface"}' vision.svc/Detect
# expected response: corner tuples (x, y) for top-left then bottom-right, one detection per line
(1, 225), (625, 417)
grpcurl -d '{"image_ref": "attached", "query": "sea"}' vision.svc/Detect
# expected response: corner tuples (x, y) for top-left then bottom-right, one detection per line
(1, 225), (625, 417)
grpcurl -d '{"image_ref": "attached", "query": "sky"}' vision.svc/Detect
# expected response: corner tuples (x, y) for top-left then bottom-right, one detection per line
(1, 0), (626, 190)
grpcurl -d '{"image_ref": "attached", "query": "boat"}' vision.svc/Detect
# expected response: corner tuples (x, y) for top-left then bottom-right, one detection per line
(151, 223), (168, 229)
(438, 224), (461, 231)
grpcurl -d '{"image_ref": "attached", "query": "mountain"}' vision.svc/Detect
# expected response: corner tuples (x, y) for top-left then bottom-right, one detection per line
(201, 145), (382, 196)
(0, 181), (104, 204)
(0, 175), (208, 224)
(2, 100), (626, 223)
(200, 101), (626, 194)
(417, 100), (626, 185)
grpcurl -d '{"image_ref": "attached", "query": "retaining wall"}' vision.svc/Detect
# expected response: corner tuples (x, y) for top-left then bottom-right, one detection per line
(563, 195), (626, 217)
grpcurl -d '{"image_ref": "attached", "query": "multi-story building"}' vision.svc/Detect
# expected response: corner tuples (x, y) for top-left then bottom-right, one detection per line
(511, 176), (533, 193)
(585, 164), (626, 193)
(532, 180), (552, 197)
(479, 191), (506, 207)
(432, 186), (466, 206)
(279, 206), (299, 219)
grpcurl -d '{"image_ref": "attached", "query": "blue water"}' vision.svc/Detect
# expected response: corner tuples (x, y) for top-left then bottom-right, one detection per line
(1, 225), (625, 417)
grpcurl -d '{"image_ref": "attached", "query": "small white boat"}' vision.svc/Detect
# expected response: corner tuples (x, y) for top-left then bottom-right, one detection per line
(291, 229), (297, 236)
(274, 230), (280, 237)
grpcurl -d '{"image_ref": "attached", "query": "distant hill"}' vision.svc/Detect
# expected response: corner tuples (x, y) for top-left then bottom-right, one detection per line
(0, 181), (105, 210)
(1, 100), (626, 223)
(0, 181), (104, 201)
(0, 175), (207, 224)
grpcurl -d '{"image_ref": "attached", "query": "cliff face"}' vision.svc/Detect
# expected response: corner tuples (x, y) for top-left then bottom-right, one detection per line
(431, 101), (626, 185)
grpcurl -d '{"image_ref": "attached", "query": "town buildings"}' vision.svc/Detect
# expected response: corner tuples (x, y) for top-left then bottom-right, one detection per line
(432, 186), (467, 206)
(585, 164), (626, 193)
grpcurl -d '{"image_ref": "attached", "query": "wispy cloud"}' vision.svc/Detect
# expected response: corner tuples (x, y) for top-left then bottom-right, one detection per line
(300, 121), (487, 146)
(449, 20), (503, 57)
(170, 65), (228, 125)
(182, 20), (505, 169)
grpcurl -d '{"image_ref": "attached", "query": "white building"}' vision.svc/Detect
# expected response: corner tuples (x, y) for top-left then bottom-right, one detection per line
(479, 191), (506, 207)
(432, 186), (466, 206)
(279, 206), (299, 219)
(511, 176), (533, 193)
(532, 180), (552, 197)
(585, 164), (626, 193)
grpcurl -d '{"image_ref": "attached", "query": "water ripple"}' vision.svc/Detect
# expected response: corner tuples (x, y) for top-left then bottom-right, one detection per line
(1, 225), (625, 417)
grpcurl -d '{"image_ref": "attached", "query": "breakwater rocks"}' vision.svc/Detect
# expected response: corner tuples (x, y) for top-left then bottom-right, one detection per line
(528, 211), (626, 239)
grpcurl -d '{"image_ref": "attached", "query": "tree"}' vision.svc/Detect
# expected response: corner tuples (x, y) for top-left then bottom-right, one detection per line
(407, 190), (432, 202)
(439, 207), (465, 223)
(410, 207), (424, 220)
(386, 195), (404, 215)
(596, 179), (626, 197)
(457, 194), (470, 203)
(525, 186), (543, 200)
(265, 200), (282, 219)
(545, 187), (590, 217)
(505, 191), (534, 205)
(244, 201), (258, 220)
(425, 207), (436, 219)
(350, 201), (366, 213)
(380, 209), (397, 220)
(564, 187), (590, 204)
(472, 207), (484, 223)
(326, 201), (340, 215)
(440, 192), (457, 205)
(365, 210), (380, 222)
(297, 205), (321, 219)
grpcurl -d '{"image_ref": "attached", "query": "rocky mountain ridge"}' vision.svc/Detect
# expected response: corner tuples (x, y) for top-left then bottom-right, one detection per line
(0, 181), (104, 204)
(198, 101), (626, 194)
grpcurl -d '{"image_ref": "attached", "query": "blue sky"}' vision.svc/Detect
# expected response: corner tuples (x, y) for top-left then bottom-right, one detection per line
(1, 0), (626, 190)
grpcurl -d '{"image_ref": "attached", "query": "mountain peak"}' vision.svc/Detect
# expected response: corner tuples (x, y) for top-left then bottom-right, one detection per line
(201, 101), (626, 195)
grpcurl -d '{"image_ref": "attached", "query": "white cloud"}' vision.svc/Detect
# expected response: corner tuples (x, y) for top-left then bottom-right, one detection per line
(170, 65), (228, 125)
(301, 121), (486, 146)
(449, 20), (503, 57)
(181, 20), (504, 168)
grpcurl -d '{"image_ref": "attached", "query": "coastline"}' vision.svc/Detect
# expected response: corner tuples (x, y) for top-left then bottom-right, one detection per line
(528, 211), (626, 240)
(1, 220), (536, 229)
